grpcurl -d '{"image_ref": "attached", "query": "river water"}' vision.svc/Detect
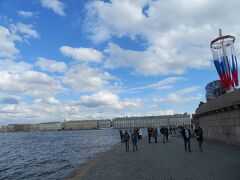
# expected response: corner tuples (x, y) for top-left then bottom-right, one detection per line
(0, 129), (120, 180)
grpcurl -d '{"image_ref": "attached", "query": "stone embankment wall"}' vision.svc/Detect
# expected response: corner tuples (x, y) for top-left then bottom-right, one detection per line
(195, 89), (240, 144)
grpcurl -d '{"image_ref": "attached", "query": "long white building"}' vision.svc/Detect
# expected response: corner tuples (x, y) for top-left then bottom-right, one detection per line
(113, 114), (191, 128)
(39, 122), (62, 131)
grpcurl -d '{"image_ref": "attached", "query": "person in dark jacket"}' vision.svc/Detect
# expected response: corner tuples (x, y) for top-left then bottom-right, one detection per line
(181, 125), (191, 152)
(147, 127), (153, 143)
(123, 130), (130, 152)
(164, 127), (169, 142)
(152, 128), (158, 143)
(138, 128), (143, 140)
(195, 125), (203, 151)
(160, 126), (165, 143)
(119, 130), (123, 143)
(131, 130), (138, 152)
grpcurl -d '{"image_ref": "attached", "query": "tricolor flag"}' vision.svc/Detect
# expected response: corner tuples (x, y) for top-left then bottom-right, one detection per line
(231, 55), (239, 87)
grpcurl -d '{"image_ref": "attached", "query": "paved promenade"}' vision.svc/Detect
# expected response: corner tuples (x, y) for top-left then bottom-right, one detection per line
(68, 136), (240, 180)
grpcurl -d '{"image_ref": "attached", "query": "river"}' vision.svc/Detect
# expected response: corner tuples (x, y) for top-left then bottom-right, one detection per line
(0, 129), (120, 180)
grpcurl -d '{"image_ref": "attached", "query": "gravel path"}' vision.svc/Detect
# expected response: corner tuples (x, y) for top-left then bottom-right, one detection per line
(73, 136), (240, 180)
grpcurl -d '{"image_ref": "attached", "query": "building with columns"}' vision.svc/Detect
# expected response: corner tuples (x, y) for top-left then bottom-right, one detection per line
(113, 113), (191, 128)
(63, 119), (111, 130)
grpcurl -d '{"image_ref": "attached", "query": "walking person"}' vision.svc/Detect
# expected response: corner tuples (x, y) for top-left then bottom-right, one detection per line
(123, 130), (130, 152)
(153, 128), (158, 143)
(195, 125), (203, 152)
(164, 126), (169, 142)
(181, 125), (191, 152)
(119, 130), (123, 143)
(148, 127), (153, 143)
(160, 126), (166, 143)
(138, 128), (143, 140)
(131, 130), (138, 152)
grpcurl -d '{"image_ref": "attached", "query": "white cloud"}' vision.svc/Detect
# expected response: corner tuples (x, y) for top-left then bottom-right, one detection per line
(80, 90), (142, 110)
(0, 26), (20, 59)
(63, 64), (113, 92)
(0, 23), (39, 59)
(0, 69), (64, 98)
(0, 59), (32, 72)
(0, 102), (46, 124)
(41, 0), (65, 16)
(122, 98), (142, 109)
(104, 42), (210, 76)
(60, 46), (103, 63)
(131, 77), (185, 91)
(81, 91), (122, 109)
(0, 104), (29, 114)
(85, 0), (240, 75)
(153, 86), (202, 103)
(47, 97), (60, 105)
(146, 110), (176, 116)
(36, 57), (67, 73)
(15, 23), (39, 38)
(18, 10), (34, 18)
(84, 0), (147, 43)
(0, 90), (143, 125)
(176, 86), (200, 95)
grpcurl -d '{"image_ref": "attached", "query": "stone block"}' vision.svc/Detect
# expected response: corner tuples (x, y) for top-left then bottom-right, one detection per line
(229, 127), (236, 135)
(208, 120), (212, 126)
(216, 112), (221, 120)
(226, 118), (235, 126)
(215, 120), (221, 126)
(212, 119), (219, 126)
(218, 127), (222, 134)
(221, 119), (226, 126)
(224, 127), (230, 134)
(230, 109), (240, 118)
(227, 134), (237, 143)
(214, 127), (219, 133)
(211, 114), (216, 121)
(203, 116), (209, 121)
(221, 112), (226, 120)
(234, 127), (240, 135)
(201, 121), (207, 127)
(220, 111), (226, 119)
(224, 119), (229, 126)
(234, 118), (240, 126)
(218, 134), (227, 142)
(236, 134), (240, 144)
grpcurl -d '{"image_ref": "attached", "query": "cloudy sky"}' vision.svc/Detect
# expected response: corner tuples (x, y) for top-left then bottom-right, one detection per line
(0, 0), (239, 125)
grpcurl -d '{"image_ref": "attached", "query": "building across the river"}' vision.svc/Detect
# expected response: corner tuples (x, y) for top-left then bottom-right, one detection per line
(0, 114), (191, 132)
(0, 124), (31, 132)
(39, 122), (62, 131)
(113, 113), (191, 128)
(63, 119), (111, 130)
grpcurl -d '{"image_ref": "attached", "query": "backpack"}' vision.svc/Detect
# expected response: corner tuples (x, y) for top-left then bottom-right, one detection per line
(132, 133), (138, 141)
(198, 128), (203, 136)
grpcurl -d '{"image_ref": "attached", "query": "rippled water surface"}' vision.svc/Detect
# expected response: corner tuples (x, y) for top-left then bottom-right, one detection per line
(0, 129), (119, 180)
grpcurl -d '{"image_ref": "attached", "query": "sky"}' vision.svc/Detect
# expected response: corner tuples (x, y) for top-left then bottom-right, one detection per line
(0, 0), (239, 125)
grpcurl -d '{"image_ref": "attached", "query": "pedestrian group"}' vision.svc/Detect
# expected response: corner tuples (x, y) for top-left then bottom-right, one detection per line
(119, 125), (204, 152)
